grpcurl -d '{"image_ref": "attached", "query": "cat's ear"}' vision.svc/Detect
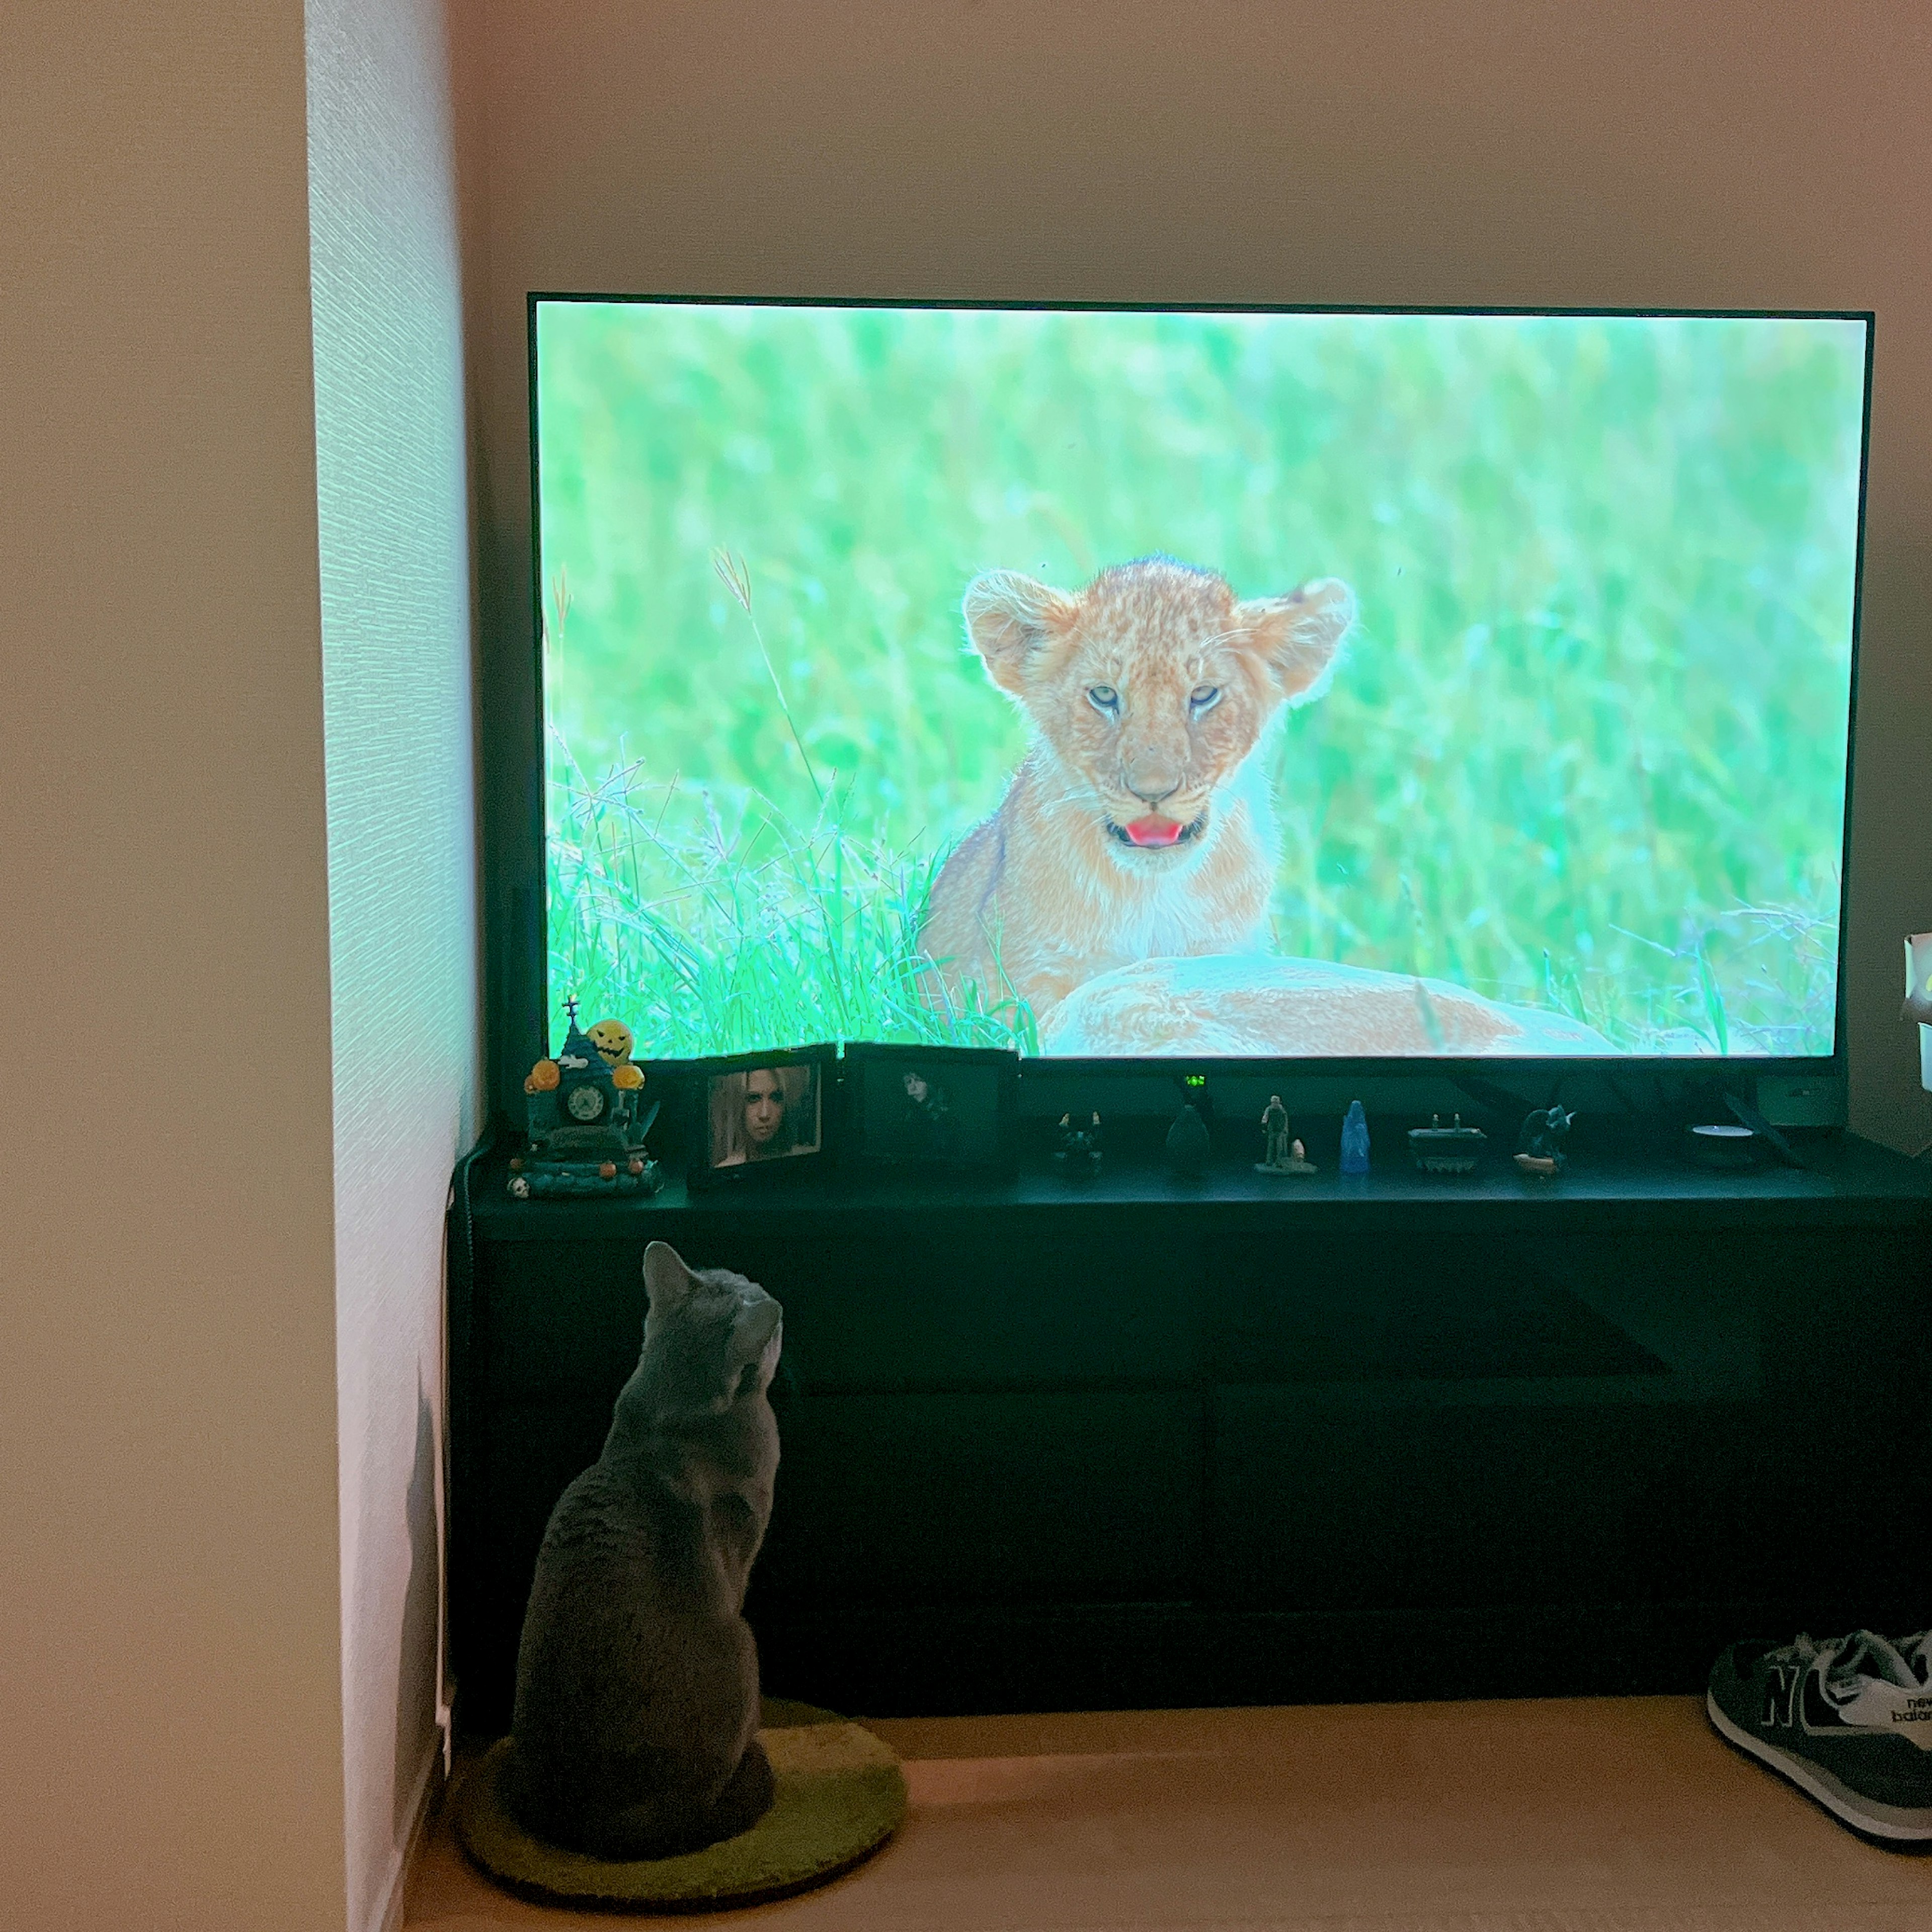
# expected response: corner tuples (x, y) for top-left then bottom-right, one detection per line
(642, 1241), (694, 1311)
(731, 1297), (783, 1364)
(720, 1297), (783, 1403)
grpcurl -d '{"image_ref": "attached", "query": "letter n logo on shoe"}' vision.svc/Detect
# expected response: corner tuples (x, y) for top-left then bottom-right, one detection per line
(1765, 1664), (1801, 1728)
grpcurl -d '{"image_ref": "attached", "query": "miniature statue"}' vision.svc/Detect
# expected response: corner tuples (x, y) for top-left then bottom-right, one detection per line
(1339, 1099), (1372, 1175)
(1408, 1111), (1487, 1175)
(1165, 1102), (1211, 1179)
(1255, 1094), (1316, 1176)
(509, 997), (663, 1198)
(1514, 1104), (1574, 1177)
(1054, 1110), (1103, 1178)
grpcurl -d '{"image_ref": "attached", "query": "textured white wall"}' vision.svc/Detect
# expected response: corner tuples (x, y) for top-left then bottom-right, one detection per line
(2, 6), (479, 1923)
(463, 0), (1932, 1149)
(303, 3), (481, 1929)
(0, 7), (351, 1928)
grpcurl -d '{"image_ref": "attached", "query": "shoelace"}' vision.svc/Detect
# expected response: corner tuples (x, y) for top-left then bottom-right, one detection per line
(1772, 1630), (1932, 1706)
(1768, 1632), (1831, 1670)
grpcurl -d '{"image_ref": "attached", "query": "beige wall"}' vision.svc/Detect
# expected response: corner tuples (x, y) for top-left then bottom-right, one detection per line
(304, 3), (479, 1929)
(0, 8), (350, 1930)
(1, 3), (479, 1926)
(463, 0), (1932, 1146)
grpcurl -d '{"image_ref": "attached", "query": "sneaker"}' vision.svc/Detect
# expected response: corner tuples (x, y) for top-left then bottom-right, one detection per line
(1707, 1629), (1932, 1841)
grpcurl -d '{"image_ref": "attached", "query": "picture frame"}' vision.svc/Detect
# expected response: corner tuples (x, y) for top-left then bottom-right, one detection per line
(839, 1042), (1020, 1175)
(682, 1044), (837, 1190)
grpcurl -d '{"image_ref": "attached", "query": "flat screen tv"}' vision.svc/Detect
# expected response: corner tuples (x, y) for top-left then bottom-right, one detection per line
(532, 298), (1868, 1068)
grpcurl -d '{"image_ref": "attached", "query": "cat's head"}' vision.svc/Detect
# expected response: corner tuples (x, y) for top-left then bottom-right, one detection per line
(636, 1240), (784, 1414)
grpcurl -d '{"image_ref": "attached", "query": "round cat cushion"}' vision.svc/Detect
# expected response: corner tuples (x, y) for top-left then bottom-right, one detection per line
(454, 1700), (907, 1911)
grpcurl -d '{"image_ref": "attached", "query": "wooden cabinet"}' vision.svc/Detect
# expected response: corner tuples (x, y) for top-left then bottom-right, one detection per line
(451, 1136), (1932, 1732)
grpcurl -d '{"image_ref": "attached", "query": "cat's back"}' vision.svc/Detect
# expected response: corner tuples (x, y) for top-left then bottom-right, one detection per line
(514, 1458), (688, 1738)
(532, 1458), (657, 1569)
(520, 1451), (702, 1632)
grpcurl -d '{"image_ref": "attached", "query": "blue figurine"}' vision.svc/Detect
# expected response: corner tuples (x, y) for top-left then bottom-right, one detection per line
(1339, 1099), (1371, 1175)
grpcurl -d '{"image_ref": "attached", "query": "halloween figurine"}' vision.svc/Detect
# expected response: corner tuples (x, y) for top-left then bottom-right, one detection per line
(1256, 1094), (1316, 1176)
(511, 998), (663, 1198)
(586, 1016), (645, 1090)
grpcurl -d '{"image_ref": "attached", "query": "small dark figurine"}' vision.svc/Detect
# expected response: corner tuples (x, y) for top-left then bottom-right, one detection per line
(510, 998), (663, 1198)
(1515, 1104), (1575, 1177)
(507, 1242), (783, 1859)
(1166, 1102), (1212, 1179)
(1408, 1112), (1487, 1175)
(1255, 1093), (1316, 1176)
(1054, 1110), (1104, 1178)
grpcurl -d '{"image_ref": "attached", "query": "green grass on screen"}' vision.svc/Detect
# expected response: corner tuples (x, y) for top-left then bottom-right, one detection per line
(537, 306), (1860, 1060)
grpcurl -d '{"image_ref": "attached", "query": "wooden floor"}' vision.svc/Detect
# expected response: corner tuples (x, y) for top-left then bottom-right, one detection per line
(407, 1696), (1932, 1931)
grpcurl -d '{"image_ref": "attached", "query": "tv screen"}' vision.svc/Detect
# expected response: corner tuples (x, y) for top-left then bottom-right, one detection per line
(534, 299), (1867, 1063)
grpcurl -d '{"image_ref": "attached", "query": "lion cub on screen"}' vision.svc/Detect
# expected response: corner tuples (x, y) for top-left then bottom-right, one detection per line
(919, 556), (1354, 1031)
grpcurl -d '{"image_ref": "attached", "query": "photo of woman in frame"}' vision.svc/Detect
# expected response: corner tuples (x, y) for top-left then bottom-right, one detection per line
(708, 1063), (821, 1167)
(883, 1066), (959, 1163)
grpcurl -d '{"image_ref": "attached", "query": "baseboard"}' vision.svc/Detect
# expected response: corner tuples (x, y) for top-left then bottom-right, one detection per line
(368, 1742), (443, 1932)
(747, 1593), (1932, 1720)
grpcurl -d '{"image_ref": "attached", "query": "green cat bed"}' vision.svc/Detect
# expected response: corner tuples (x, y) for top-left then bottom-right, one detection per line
(454, 1700), (907, 1912)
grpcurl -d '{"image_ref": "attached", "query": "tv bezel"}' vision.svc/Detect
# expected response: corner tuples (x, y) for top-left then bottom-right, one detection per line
(526, 293), (1873, 1089)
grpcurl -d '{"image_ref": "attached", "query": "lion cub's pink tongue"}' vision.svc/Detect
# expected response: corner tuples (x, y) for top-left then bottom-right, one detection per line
(1124, 816), (1183, 848)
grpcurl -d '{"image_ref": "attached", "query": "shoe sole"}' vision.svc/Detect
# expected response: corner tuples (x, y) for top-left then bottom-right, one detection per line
(1707, 1689), (1932, 1843)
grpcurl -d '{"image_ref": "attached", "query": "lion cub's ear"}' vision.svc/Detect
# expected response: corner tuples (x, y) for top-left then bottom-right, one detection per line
(962, 571), (1078, 697)
(1237, 578), (1356, 706)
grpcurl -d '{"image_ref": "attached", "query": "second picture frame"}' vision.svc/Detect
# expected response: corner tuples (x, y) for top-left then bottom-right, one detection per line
(839, 1042), (1020, 1176)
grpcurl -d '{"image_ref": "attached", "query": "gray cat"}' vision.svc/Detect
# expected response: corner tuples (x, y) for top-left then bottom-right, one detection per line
(506, 1241), (784, 1859)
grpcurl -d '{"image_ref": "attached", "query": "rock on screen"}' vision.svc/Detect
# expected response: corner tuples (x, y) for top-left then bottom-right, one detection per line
(534, 301), (1866, 1061)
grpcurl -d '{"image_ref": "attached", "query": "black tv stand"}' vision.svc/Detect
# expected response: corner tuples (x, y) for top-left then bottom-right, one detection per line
(450, 1129), (1931, 1732)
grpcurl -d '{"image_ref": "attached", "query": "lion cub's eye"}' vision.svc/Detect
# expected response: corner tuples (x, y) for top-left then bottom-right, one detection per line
(1087, 685), (1120, 715)
(1189, 685), (1222, 714)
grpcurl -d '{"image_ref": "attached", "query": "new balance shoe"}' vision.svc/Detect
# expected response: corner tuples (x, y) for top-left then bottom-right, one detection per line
(1707, 1628), (1932, 1841)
